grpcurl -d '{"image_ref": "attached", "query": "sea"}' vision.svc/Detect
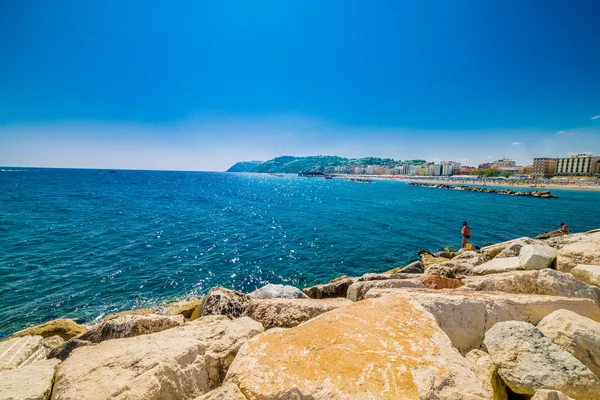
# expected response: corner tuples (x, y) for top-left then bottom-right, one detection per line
(1, 168), (599, 339)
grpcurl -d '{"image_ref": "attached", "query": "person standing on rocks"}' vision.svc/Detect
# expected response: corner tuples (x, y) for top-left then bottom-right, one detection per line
(560, 222), (570, 234)
(461, 221), (471, 248)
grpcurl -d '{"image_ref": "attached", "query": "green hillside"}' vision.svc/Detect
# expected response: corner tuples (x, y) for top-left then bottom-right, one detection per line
(227, 156), (427, 173)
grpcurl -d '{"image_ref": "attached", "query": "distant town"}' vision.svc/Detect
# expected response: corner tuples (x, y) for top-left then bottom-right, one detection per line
(228, 153), (600, 181)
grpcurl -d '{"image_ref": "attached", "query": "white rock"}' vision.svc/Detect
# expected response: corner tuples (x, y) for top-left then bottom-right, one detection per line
(537, 309), (600, 378)
(0, 358), (60, 400)
(365, 288), (600, 353)
(225, 291), (488, 400)
(346, 278), (424, 301)
(556, 233), (600, 272)
(51, 316), (264, 400)
(0, 335), (45, 371)
(249, 283), (307, 299)
(470, 257), (521, 275)
(460, 269), (600, 303)
(483, 321), (600, 399)
(571, 264), (600, 287)
(518, 245), (557, 270)
(481, 237), (538, 260)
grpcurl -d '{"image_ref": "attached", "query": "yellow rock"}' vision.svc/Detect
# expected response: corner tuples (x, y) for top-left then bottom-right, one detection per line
(161, 298), (203, 319)
(11, 319), (86, 341)
(225, 292), (488, 400)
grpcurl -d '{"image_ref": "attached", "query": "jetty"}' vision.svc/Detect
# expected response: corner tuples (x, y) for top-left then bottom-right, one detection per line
(4, 228), (600, 399)
(409, 182), (559, 198)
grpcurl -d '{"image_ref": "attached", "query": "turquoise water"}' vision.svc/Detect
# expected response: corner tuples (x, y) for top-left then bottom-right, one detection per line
(1, 168), (599, 338)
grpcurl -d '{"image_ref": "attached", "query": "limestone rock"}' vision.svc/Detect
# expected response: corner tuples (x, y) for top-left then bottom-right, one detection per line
(48, 338), (93, 361)
(425, 251), (486, 278)
(79, 314), (184, 343)
(434, 250), (454, 259)
(10, 319), (86, 341)
(415, 274), (465, 289)
(41, 335), (65, 354)
(461, 269), (600, 303)
(419, 251), (450, 266)
(0, 358), (60, 400)
(51, 316), (264, 400)
(536, 229), (567, 240)
(400, 260), (424, 273)
(249, 283), (307, 299)
(481, 237), (537, 260)
(537, 309), (600, 377)
(541, 231), (588, 249)
(483, 321), (600, 399)
(193, 383), (246, 400)
(346, 279), (424, 301)
(465, 349), (508, 400)
(519, 244), (557, 270)
(191, 287), (250, 321)
(225, 292), (488, 400)
(470, 257), (521, 275)
(243, 298), (351, 329)
(356, 273), (394, 281)
(365, 288), (600, 353)
(531, 390), (575, 400)
(104, 307), (156, 321)
(159, 297), (203, 318)
(557, 233), (600, 272)
(571, 264), (600, 287)
(302, 277), (355, 299)
(0, 336), (45, 370)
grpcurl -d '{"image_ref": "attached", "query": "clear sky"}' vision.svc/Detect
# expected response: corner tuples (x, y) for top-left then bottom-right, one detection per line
(1, 0), (599, 171)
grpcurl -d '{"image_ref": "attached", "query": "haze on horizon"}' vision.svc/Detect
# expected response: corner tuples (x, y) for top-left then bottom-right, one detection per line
(1, 0), (599, 171)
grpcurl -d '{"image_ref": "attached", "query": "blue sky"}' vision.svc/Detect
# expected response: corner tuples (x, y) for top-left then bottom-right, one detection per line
(1, 0), (599, 170)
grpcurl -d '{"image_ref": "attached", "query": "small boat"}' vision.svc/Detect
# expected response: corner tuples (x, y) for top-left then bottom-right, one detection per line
(108, 170), (117, 173)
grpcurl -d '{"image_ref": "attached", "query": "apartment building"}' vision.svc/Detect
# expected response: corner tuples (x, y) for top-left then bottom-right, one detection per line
(555, 154), (600, 176)
(532, 158), (557, 178)
(434, 161), (461, 176)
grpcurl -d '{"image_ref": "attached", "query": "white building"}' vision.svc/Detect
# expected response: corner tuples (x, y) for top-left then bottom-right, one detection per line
(434, 161), (461, 176)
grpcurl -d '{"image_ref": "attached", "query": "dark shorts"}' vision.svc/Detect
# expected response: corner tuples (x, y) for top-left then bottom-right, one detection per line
(463, 235), (470, 239)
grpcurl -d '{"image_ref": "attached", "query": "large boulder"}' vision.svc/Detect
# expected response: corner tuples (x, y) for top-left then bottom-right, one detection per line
(556, 233), (600, 272)
(537, 309), (600, 378)
(346, 279), (424, 301)
(470, 257), (521, 275)
(249, 283), (307, 299)
(541, 231), (589, 249)
(419, 251), (450, 266)
(51, 316), (264, 400)
(460, 269), (600, 303)
(243, 298), (351, 329)
(10, 318), (86, 341)
(518, 244), (557, 270)
(78, 314), (184, 343)
(0, 335), (46, 370)
(48, 338), (93, 361)
(225, 292), (488, 400)
(483, 321), (600, 399)
(465, 349), (508, 400)
(365, 288), (600, 353)
(159, 297), (203, 318)
(193, 383), (246, 400)
(190, 287), (250, 321)
(401, 260), (425, 273)
(481, 237), (538, 260)
(0, 358), (60, 400)
(571, 264), (600, 287)
(425, 251), (486, 278)
(302, 277), (355, 299)
(415, 274), (465, 289)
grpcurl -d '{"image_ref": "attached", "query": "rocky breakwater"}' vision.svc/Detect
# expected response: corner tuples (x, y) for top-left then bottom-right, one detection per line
(2, 231), (600, 399)
(409, 182), (559, 198)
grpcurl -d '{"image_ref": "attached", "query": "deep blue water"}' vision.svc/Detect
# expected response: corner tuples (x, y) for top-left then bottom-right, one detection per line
(1, 168), (600, 338)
